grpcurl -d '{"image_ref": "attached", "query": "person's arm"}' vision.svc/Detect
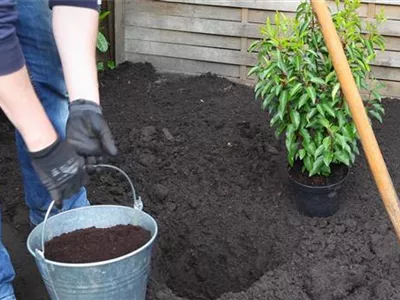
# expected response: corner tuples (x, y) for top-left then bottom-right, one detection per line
(0, 67), (58, 151)
(53, 2), (100, 103)
(0, 0), (87, 206)
(50, 0), (100, 104)
(0, 0), (57, 151)
(49, 0), (118, 160)
(0, 66), (86, 207)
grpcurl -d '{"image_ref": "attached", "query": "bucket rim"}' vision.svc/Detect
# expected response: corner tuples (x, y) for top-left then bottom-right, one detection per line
(26, 204), (158, 268)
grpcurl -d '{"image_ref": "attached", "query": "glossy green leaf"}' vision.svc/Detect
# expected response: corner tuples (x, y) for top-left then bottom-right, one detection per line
(354, 74), (361, 87)
(247, 65), (259, 77)
(319, 118), (330, 128)
(276, 50), (287, 73)
(323, 136), (331, 149)
(278, 90), (289, 119)
(336, 151), (350, 166)
(255, 81), (264, 92)
(248, 40), (260, 53)
(306, 86), (317, 104)
(372, 90), (383, 101)
(336, 133), (352, 154)
(262, 93), (275, 110)
(304, 156), (312, 172)
(261, 63), (277, 79)
(288, 149), (296, 166)
(299, 149), (306, 160)
(255, 82), (265, 99)
(372, 103), (385, 114)
(99, 10), (111, 24)
(323, 152), (333, 167)
(323, 103), (336, 118)
(97, 32), (109, 53)
(270, 113), (281, 126)
(346, 45), (355, 60)
(310, 156), (324, 176)
(310, 77), (326, 85)
(295, 55), (302, 71)
(307, 49), (318, 57)
(298, 94), (309, 109)
(325, 70), (336, 83)
(332, 82), (341, 100)
(306, 108), (317, 123)
(290, 83), (303, 97)
(317, 104), (325, 117)
(275, 123), (286, 138)
(307, 142), (317, 156)
(290, 109), (301, 129)
(369, 110), (383, 123)
(275, 84), (283, 96)
(315, 144), (325, 159)
(261, 81), (274, 98)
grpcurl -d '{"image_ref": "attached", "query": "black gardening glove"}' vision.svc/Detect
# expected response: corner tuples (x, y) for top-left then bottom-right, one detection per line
(66, 100), (117, 171)
(30, 138), (88, 209)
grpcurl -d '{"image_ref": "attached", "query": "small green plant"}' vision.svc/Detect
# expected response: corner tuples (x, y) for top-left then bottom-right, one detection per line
(97, 60), (116, 72)
(107, 60), (116, 70)
(96, 10), (116, 71)
(97, 10), (111, 53)
(248, 0), (386, 177)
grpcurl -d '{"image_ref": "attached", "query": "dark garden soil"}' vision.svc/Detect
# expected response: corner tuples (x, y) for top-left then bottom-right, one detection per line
(288, 160), (349, 186)
(44, 225), (151, 263)
(1, 62), (400, 300)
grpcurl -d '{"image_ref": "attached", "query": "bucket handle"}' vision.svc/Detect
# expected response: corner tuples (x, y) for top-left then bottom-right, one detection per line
(39, 164), (143, 257)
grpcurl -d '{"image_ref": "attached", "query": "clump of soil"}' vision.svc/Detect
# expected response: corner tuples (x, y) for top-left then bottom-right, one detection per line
(44, 224), (151, 263)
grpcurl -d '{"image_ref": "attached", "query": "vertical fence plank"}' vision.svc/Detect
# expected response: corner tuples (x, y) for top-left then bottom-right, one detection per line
(106, 0), (116, 63)
(367, 1), (377, 83)
(114, 0), (126, 64)
(367, 1), (376, 18)
(240, 8), (249, 82)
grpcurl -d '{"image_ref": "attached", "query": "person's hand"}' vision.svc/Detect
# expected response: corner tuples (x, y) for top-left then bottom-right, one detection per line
(66, 99), (117, 168)
(29, 138), (87, 208)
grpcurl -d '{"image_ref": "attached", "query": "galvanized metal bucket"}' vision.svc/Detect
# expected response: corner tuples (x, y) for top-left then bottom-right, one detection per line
(26, 165), (158, 300)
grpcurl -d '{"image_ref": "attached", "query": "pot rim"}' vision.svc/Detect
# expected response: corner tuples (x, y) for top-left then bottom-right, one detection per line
(288, 164), (350, 189)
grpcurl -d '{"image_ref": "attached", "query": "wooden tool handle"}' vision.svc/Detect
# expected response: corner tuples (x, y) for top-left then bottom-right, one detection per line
(310, 0), (400, 239)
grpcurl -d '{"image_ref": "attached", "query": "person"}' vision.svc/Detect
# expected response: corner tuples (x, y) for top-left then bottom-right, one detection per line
(0, 0), (117, 299)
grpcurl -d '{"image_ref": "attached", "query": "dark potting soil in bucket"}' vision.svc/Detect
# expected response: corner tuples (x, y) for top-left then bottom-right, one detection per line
(44, 224), (152, 263)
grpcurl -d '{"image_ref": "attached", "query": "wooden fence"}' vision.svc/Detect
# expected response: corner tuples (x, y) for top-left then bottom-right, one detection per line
(115, 0), (400, 97)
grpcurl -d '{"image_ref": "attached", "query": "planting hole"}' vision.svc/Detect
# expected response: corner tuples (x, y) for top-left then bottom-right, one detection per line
(153, 203), (300, 300)
(86, 64), (303, 300)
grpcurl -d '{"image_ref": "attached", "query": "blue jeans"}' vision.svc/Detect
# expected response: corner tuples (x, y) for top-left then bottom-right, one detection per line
(0, 1), (90, 299)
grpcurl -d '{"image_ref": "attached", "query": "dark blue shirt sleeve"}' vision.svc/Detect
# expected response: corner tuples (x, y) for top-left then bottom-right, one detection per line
(49, 0), (100, 10)
(0, 0), (25, 76)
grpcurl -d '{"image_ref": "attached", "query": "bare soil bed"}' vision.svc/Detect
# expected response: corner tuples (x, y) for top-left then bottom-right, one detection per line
(1, 62), (400, 300)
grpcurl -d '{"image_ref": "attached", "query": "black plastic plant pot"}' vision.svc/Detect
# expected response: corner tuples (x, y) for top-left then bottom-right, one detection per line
(288, 164), (349, 218)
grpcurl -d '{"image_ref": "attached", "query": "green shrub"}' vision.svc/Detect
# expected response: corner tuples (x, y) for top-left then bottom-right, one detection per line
(248, 0), (387, 177)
